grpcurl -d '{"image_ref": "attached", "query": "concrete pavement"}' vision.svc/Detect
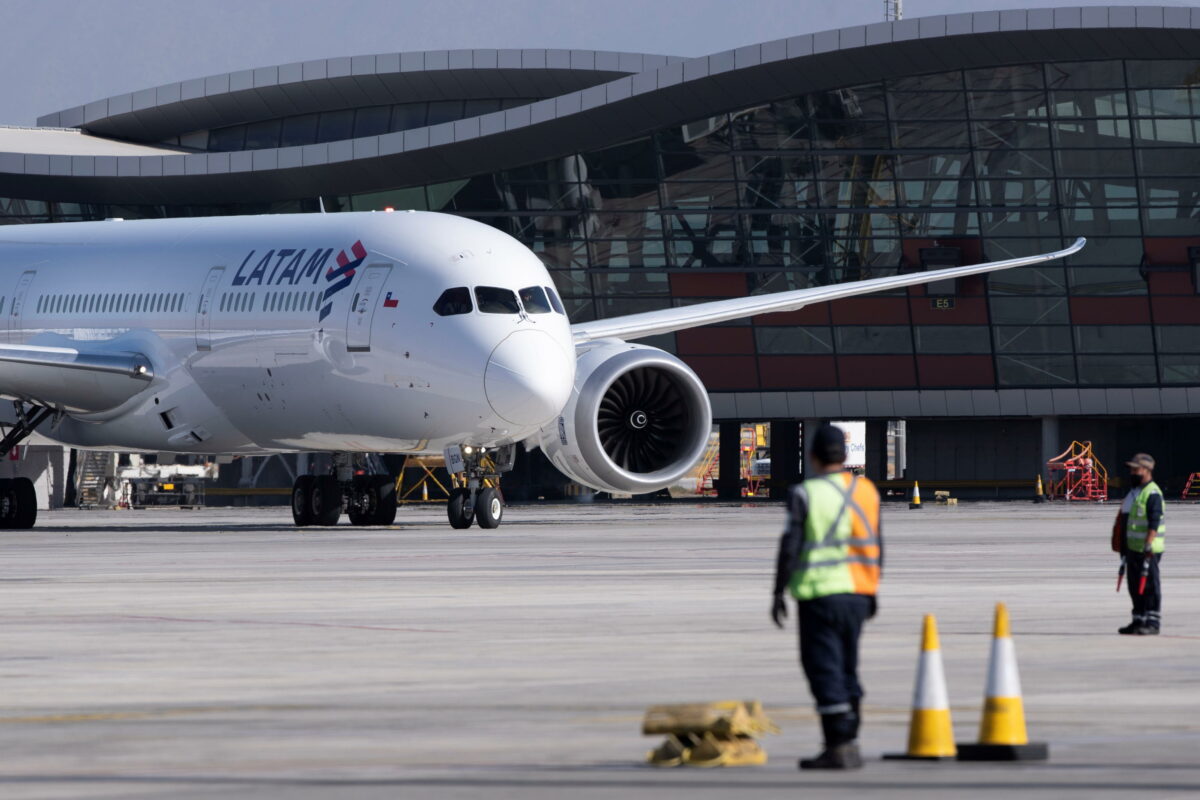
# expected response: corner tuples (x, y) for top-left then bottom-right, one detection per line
(2, 501), (1199, 798)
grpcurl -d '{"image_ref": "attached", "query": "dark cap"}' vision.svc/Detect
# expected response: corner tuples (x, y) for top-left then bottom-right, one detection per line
(810, 424), (847, 465)
(1126, 453), (1155, 471)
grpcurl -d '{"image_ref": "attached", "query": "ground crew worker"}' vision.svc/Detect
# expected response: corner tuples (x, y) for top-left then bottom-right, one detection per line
(1113, 452), (1165, 635)
(771, 424), (882, 770)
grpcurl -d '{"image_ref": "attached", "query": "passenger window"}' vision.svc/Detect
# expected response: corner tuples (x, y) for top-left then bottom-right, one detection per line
(433, 287), (473, 316)
(474, 286), (520, 315)
(518, 286), (552, 314)
(544, 286), (566, 315)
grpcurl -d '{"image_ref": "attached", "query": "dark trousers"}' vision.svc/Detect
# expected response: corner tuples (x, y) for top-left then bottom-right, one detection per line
(797, 594), (872, 716)
(1125, 550), (1162, 629)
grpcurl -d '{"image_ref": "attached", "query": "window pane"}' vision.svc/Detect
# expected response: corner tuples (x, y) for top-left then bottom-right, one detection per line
(889, 91), (967, 119)
(426, 100), (463, 126)
(1048, 89), (1129, 117)
(1051, 118), (1132, 148)
(353, 106), (392, 138)
(1126, 59), (1200, 88)
(1139, 147), (1200, 175)
(316, 110), (354, 143)
(1074, 325), (1153, 353)
(544, 286), (566, 314)
(280, 114), (319, 147)
(996, 355), (1076, 385)
(1135, 117), (1200, 146)
(1161, 355), (1200, 383)
(892, 121), (968, 148)
(755, 326), (833, 354)
(243, 119), (281, 149)
(518, 286), (552, 314)
(474, 286), (520, 314)
(1156, 326), (1200, 353)
(989, 296), (1069, 324)
(1055, 149), (1135, 177)
(390, 103), (428, 131)
(994, 326), (1072, 353)
(913, 326), (992, 354)
(433, 287), (472, 316)
(1077, 354), (1156, 384)
(208, 125), (245, 152)
(1045, 61), (1125, 90)
(966, 65), (1043, 91)
(892, 70), (962, 92)
(969, 90), (1047, 118)
(834, 326), (913, 354)
(1069, 266), (1147, 295)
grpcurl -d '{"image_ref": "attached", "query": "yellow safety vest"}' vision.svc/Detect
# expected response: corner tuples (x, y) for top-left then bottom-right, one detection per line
(1127, 481), (1165, 554)
(789, 472), (881, 601)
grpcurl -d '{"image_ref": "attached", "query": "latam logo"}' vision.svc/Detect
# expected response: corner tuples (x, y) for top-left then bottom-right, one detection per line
(322, 241), (367, 321)
(383, 292), (399, 308)
(231, 239), (368, 323)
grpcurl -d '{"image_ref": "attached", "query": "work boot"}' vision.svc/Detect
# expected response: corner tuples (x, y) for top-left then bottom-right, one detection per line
(799, 742), (862, 770)
(1118, 620), (1142, 635)
(799, 712), (862, 770)
(1132, 626), (1160, 636)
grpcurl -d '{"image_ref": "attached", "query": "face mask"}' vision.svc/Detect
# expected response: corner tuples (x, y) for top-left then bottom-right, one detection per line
(1129, 470), (1144, 486)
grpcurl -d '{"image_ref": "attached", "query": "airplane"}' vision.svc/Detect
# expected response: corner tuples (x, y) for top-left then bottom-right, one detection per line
(0, 210), (1084, 530)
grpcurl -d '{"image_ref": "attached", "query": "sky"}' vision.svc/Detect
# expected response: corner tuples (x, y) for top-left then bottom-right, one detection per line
(0, 0), (1194, 127)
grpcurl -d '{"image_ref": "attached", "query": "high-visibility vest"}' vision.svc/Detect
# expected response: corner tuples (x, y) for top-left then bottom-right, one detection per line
(1127, 481), (1166, 554)
(789, 472), (881, 601)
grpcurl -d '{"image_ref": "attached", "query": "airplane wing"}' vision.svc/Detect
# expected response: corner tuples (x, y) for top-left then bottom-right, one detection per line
(0, 343), (154, 414)
(571, 237), (1085, 344)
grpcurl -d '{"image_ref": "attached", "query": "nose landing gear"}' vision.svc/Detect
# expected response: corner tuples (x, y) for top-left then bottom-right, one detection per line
(444, 444), (513, 530)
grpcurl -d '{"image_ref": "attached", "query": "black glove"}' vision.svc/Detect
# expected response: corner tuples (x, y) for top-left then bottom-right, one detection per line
(771, 594), (788, 629)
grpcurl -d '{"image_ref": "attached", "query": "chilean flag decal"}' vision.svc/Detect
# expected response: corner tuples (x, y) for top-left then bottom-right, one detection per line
(383, 292), (399, 308)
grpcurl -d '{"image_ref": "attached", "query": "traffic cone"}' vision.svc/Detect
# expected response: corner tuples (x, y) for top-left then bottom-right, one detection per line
(957, 604), (1048, 761)
(909, 481), (923, 509)
(884, 615), (956, 760)
(1033, 475), (1047, 504)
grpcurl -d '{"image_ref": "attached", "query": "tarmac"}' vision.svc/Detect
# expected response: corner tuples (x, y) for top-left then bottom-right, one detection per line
(2, 500), (1199, 799)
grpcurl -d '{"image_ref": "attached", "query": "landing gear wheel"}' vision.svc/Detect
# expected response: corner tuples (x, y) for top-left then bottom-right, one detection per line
(292, 476), (315, 526)
(373, 477), (397, 525)
(11, 477), (35, 529)
(347, 476), (375, 526)
(475, 486), (503, 529)
(0, 479), (14, 529)
(310, 475), (342, 526)
(447, 488), (473, 529)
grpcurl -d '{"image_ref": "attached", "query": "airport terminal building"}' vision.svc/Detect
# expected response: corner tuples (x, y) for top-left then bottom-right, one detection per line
(3, 5), (1200, 498)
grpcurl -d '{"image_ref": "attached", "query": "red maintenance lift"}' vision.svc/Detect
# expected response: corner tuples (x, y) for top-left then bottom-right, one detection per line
(1047, 441), (1109, 501)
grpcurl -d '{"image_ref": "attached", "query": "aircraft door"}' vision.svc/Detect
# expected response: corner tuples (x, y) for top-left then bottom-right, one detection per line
(345, 264), (391, 352)
(195, 266), (224, 351)
(8, 270), (36, 344)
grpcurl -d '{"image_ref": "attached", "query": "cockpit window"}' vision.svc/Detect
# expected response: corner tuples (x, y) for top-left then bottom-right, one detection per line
(544, 286), (566, 315)
(475, 286), (521, 315)
(433, 287), (473, 316)
(518, 286), (552, 314)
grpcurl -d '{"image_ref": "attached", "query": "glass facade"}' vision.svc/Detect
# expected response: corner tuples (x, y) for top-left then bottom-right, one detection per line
(4, 59), (1200, 391)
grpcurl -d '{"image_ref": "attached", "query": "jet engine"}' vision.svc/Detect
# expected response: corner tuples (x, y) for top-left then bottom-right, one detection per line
(534, 340), (712, 494)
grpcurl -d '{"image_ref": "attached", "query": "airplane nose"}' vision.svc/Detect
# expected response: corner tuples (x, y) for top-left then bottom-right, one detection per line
(484, 330), (574, 427)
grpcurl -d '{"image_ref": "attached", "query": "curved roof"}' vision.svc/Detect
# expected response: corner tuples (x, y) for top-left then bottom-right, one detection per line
(4, 6), (1200, 205)
(35, 48), (675, 142)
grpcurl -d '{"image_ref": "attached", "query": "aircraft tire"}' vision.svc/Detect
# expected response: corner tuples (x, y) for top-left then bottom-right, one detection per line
(373, 477), (397, 525)
(0, 479), (13, 529)
(11, 478), (36, 529)
(291, 476), (315, 527)
(447, 488), (473, 529)
(475, 487), (503, 529)
(311, 476), (342, 526)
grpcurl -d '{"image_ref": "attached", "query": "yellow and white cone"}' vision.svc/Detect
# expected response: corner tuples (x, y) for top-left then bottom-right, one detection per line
(909, 481), (923, 509)
(884, 615), (956, 760)
(1033, 475), (1047, 503)
(958, 604), (1048, 761)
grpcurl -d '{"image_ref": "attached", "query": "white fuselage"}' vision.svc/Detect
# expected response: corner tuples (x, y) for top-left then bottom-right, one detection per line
(0, 211), (576, 455)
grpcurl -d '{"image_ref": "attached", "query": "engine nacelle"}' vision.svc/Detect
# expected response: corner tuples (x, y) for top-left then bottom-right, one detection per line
(535, 340), (712, 494)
